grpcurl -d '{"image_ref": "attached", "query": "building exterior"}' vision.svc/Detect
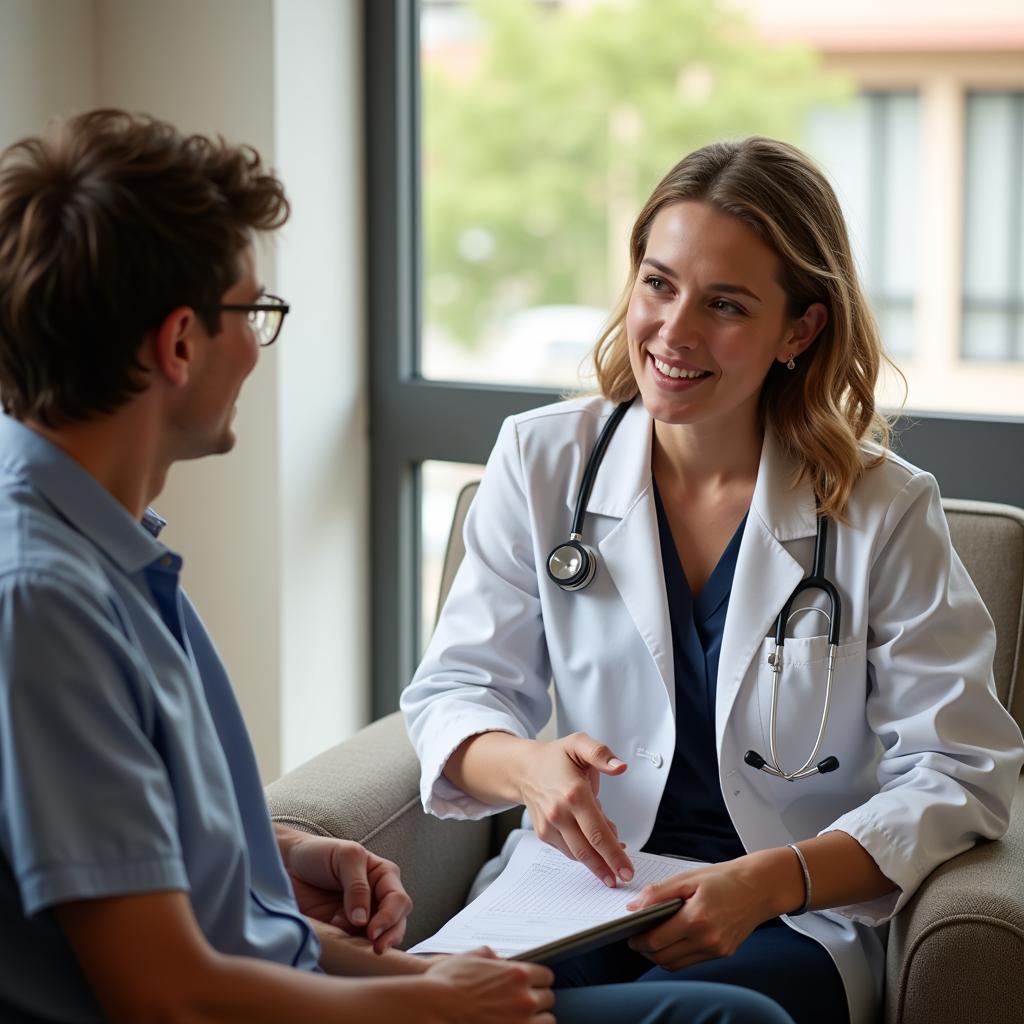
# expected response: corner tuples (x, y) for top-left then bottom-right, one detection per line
(746, 0), (1024, 415)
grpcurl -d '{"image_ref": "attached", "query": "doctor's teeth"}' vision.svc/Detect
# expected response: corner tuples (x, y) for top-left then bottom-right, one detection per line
(653, 357), (706, 379)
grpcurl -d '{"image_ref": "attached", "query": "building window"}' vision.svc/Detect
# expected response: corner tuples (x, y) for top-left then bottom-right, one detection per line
(806, 91), (920, 360)
(962, 91), (1024, 361)
(367, 3), (1024, 717)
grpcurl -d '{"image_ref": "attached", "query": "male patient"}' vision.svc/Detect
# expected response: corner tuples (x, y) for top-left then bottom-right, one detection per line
(0, 109), (554, 1023)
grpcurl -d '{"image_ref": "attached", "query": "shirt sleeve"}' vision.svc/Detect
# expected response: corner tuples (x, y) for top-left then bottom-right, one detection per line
(0, 570), (188, 916)
(401, 416), (554, 819)
(821, 472), (1024, 925)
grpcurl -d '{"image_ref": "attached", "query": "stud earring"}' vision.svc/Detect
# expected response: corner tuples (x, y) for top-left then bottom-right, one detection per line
(786, 356), (796, 371)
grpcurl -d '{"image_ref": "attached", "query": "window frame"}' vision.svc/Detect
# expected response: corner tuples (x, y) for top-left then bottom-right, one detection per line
(366, 0), (1024, 719)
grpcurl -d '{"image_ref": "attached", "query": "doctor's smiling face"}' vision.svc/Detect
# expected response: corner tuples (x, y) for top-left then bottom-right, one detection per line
(625, 200), (825, 433)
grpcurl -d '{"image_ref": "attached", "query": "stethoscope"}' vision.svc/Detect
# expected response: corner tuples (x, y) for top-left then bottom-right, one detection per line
(546, 398), (842, 782)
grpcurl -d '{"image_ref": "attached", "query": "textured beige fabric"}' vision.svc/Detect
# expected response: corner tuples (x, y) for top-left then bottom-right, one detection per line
(265, 711), (491, 946)
(268, 493), (1024, 1021)
(885, 776), (1024, 1024)
(884, 501), (1024, 1023)
(944, 500), (1024, 724)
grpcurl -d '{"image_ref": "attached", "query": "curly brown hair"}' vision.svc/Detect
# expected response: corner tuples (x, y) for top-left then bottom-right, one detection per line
(0, 109), (289, 426)
(593, 137), (901, 520)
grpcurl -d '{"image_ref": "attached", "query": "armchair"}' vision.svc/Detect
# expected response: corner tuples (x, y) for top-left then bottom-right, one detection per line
(266, 488), (1024, 1024)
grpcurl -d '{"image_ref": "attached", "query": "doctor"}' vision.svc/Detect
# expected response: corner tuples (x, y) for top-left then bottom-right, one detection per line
(401, 137), (1024, 1024)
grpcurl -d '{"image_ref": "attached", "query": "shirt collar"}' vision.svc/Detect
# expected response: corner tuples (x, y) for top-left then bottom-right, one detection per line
(0, 414), (171, 573)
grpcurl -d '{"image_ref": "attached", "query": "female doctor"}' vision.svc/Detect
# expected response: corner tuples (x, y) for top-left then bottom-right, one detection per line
(401, 137), (1024, 1024)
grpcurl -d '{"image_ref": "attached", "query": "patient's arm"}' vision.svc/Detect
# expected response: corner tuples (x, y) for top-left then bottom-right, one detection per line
(310, 920), (430, 977)
(56, 890), (431, 1023)
(55, 889), (554, 1024)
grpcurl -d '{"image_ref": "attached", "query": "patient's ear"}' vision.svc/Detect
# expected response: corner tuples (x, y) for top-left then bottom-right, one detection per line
(148, 307), (200, 388)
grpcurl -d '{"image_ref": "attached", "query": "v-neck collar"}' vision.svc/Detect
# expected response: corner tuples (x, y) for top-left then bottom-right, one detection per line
(652, 478), (748, 625)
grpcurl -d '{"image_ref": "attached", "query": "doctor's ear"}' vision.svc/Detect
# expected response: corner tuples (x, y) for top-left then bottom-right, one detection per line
(777, 302), (827, 367)
(147, 306), (201, 388)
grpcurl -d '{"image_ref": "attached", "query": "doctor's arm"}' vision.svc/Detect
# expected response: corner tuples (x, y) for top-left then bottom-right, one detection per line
(630, 473), (1023, 970)
(404, 416), (634, 886)
(625, 830), (895, 971)
(445, 729), (635, 886)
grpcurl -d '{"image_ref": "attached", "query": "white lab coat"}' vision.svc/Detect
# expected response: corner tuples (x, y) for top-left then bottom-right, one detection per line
(401, 395), (1024, 1024)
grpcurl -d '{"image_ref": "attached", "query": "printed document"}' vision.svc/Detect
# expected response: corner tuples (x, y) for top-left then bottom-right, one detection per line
(409, 832), (704, 958)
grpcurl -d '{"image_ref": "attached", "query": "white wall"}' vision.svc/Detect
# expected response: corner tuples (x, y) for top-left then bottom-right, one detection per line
(273, 0), (369, 773)
(0, 0), (368, 781)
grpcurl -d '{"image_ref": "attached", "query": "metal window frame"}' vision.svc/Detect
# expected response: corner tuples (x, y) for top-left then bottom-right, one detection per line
(366, 0), (1024, 719)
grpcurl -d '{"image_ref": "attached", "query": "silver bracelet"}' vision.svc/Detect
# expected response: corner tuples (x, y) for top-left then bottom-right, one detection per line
(786, 843), (812, 915)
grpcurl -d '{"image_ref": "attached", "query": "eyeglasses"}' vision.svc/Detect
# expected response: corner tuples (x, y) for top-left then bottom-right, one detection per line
(214, 294), (290, 347)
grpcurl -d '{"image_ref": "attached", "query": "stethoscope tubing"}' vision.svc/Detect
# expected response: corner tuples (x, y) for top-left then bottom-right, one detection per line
(569, 399), (633, 537)
(760, 517), (843, 780)
(547, 397), (843, 782)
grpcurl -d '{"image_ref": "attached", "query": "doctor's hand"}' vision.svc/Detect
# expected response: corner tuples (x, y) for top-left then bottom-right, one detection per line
(624, 853), (789, 971)
(274, 825), (413, 954)
(518, 732), (634, 888)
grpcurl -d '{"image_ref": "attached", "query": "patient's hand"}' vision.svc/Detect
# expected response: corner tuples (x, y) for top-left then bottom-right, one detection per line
(275, 826), (412, 953)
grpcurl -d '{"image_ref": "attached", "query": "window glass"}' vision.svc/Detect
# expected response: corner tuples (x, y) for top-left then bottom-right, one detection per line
(419, 0), (853, 390)
(963, 92), (1024, 361)
(418, 2), (1024, 423)
(806, 92), (919, 360)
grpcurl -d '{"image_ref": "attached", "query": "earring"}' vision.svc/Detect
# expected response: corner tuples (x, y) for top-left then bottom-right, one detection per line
(786, 356), (796, 371)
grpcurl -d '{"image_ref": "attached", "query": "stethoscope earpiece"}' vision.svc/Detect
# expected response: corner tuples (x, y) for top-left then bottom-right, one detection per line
(744, 748), (841, 780)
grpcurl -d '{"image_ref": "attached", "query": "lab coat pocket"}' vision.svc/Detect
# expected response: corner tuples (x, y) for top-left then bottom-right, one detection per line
(754, 635), (867, 779)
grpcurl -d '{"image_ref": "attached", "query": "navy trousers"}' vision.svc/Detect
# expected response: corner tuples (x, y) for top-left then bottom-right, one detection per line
(553, 918), (849, 1024)
(554, 979), (796, 1024)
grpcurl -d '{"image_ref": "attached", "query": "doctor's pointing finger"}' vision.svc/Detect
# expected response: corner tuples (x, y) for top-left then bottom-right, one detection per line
(445, 730), (634, 887)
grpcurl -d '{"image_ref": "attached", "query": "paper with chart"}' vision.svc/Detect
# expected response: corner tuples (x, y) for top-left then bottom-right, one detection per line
(409, 832), (704, 958)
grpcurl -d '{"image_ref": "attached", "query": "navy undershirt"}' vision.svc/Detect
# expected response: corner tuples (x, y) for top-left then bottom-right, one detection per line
(642, 481), (748, 864)
(555, 483), (849, 1023)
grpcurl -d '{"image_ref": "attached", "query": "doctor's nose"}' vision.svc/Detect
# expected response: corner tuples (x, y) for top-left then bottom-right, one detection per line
(659, 302), (701, 350)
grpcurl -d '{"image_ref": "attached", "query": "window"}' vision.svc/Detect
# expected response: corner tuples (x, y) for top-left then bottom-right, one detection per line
(807, 92), (920, 359)
(962, 91), (1024, 360)
(367, 0), (1024, 718)
(418, 0), (848, 392)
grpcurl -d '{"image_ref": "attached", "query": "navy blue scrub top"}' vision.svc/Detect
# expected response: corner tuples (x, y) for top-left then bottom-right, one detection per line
(642, 481), (749, 864)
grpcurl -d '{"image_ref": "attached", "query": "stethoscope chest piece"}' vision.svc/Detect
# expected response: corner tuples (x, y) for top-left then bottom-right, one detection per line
(546, 398), (633, 594)
(547, 536), (597, 591)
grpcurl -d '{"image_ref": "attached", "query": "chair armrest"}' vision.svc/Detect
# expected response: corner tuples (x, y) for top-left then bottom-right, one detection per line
(886, 775), (1024, 1024)
(265, 711), (493, 947)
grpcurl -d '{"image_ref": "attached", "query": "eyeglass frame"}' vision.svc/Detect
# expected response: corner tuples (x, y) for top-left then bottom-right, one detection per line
(212, 294), (290, 347)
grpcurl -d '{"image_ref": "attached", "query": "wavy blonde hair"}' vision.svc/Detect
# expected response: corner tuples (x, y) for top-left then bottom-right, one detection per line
(592, 136), (899, 520)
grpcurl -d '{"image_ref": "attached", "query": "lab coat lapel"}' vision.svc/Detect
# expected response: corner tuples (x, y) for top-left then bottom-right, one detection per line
(715, 431), (818, 748)
(587, 402), (675, 710)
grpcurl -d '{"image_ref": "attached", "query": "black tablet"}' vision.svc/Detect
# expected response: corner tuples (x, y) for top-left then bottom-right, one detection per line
(508, 897), (683, 966)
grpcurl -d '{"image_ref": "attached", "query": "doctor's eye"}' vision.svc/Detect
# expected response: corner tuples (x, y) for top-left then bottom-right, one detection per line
(642, 275), (667, 292)
(710, 298), (747, 315)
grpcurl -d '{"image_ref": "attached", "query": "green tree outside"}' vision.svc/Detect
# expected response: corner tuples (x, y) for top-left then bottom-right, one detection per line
(422, 0), (849, 350)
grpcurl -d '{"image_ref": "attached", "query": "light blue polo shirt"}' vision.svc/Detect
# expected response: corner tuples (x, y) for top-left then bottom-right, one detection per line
(0, 415), (319, 1022)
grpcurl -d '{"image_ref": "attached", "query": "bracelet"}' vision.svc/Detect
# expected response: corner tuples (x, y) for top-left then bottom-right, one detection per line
(786, 843), (812, 915)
